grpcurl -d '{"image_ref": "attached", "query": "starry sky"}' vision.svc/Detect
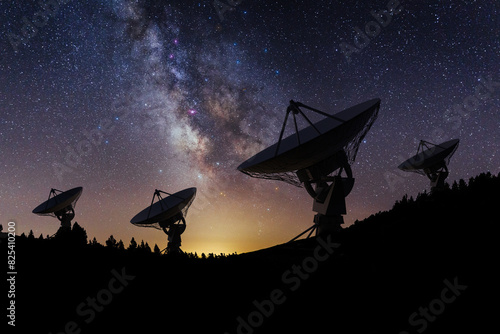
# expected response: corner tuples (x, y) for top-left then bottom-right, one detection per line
(1, 0), (499, 254)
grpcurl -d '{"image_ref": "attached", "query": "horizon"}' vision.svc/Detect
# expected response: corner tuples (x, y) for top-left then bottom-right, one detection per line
(8, 169), (498, 255)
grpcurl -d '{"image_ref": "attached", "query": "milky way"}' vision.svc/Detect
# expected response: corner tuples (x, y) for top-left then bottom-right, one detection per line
(1, 0), (499, 253)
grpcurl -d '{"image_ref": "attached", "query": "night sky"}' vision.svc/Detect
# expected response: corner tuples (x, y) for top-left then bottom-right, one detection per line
(1, 0), (499, 254)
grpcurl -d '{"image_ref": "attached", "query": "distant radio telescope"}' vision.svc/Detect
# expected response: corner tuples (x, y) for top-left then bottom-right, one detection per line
(398, 139), (460, 190)
(32, 187), (83, 234)
(130, 188), (196, 254)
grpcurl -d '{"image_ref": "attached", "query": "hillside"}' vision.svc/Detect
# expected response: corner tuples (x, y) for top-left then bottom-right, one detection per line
(6, 172), (498, 333)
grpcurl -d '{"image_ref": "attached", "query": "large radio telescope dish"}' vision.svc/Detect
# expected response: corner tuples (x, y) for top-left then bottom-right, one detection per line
(238, 99), (380, 187)
(32, 187), (83, 233)
(130, 187), (196, 254)
(398, 139), (459, 190)
(238, 99), (380, 240)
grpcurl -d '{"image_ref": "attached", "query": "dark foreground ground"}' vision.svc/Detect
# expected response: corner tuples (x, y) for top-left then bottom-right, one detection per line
(5, 172), (498, 333)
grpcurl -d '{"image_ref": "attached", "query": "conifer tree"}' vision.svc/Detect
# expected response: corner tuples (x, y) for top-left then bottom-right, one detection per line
(106, 235), (117, 248)
(128, 237), (138, 251)
(72, 222), (88, 246)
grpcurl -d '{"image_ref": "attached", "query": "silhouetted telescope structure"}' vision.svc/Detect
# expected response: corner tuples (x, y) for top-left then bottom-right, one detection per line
(238, 98), (380, 241)
(32, 187), (83, 233)
(398, 139), (459, 190)
(130, 187), (196, 254)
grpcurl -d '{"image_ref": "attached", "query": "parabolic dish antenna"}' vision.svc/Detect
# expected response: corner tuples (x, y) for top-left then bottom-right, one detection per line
(131, 187), (196, 254)
(238, 99), (380, 186)
(398, 139), (459, 190)
(32, 187), (83, 232)
(238, 98), (380, 240)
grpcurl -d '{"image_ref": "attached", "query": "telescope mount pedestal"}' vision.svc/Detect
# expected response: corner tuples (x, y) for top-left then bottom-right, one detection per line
(53, 205), (75, 237)
(425, 164), (449, 191)
(290, 151), (354, 242)
(160, 217), (186, 255)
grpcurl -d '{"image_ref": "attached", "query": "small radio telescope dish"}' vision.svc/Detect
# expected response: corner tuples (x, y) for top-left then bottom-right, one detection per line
(398, 139), (459, 190)
(238, 99), (380, 241)
(130, 187), (196, 254)
(32, 187), (83, 233)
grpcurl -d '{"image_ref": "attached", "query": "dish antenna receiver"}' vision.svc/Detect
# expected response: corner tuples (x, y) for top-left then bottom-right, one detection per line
(130, 188), (196, 254)
(32, 187), (83, 233)
(398, 139), (459, 190)
(238, 99), (380, 241)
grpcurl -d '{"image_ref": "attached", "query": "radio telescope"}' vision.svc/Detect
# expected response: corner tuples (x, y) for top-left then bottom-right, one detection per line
(398, 139), (459, 190)
(32, 187), (83, 233)
(130, 188), (196, 254)
(238, 99), (380, 240)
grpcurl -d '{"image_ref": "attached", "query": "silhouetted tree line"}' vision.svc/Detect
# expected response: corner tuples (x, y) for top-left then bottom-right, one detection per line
(15, 171), (497, 263)
(350, 171), (500, 227)
(16, 222), (237, 260)
(18, 222), (88, 247)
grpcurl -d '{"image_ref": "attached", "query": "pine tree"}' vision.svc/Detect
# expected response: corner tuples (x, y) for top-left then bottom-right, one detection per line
(105, 235), (117, 248)
(28, 230), (35, 240)
(90, 237), (99, 246)
(458, 179), (467, 191)
(117, 240), (125, 251)
(153, 244), (161, 254)
(401, 194), (408, 204)
(128, 237), (138, 251)
(71, 222), (88, 246)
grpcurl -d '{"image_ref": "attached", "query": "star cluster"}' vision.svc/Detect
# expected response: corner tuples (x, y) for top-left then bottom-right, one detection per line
(1, 0), (499, 254)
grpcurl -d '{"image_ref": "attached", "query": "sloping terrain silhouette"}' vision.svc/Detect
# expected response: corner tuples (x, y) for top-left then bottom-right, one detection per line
(9, 172), (497, 333)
